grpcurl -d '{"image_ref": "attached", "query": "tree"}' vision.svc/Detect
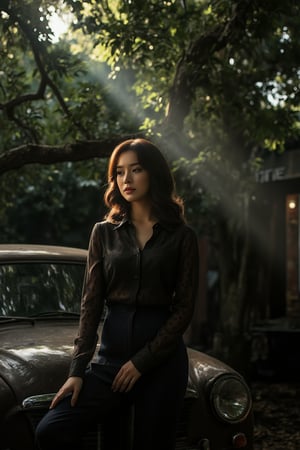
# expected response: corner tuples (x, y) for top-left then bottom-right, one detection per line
(1, 0), (300, 372)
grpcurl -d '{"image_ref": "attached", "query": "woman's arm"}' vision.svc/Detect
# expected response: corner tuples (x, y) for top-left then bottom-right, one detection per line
(69, 223), (106, 378)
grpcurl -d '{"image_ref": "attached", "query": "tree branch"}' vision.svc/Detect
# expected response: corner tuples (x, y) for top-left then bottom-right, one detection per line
(0, 135), (143, 175)
(0, 3), (90, 138)
(0, 78), (47, 113)
(166, 0), (254, 130)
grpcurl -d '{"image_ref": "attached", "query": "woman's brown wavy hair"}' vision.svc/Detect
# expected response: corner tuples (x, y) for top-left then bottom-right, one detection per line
(104, 138), (185, 227)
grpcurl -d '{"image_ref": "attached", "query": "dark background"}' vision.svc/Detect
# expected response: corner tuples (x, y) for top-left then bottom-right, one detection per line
(252, 381), (300, 449)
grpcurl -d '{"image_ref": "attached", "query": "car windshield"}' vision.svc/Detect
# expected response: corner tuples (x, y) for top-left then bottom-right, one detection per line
(0, 262), (85, 317)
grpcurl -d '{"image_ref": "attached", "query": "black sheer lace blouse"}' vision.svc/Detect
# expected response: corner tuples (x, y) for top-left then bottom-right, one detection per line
(69, 219), (199, 378)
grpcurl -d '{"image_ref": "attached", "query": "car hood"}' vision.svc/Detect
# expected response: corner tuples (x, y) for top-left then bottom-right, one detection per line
(0, 321), (78, 403)
(0, 321), (236, 405)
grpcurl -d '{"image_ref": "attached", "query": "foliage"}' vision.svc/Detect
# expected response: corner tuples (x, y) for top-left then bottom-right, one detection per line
(0, 159), (107, 247)
(0, 2), (142, 148)
(1, 1), (300, 155)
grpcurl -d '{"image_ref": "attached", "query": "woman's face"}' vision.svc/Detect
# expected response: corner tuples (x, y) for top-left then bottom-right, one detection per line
(116, 150), (150, 203)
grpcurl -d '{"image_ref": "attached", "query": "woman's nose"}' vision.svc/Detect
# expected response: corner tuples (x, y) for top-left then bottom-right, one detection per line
(124, 171), (132, 183)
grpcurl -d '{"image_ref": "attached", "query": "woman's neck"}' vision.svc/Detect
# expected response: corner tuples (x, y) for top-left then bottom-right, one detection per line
(130, 201), (155, 225)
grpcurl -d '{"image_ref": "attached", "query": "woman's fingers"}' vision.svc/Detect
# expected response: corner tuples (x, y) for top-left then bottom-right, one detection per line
(124, 377), (137, 393)
(49, 389), (66, 409)
(112, 361), (141, 392)
(49, 377), (83, 409)
(70, 380), (82, 407)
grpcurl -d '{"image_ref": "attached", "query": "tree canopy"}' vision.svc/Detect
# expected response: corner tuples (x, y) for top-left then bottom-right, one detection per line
(1, 0), (299, 170)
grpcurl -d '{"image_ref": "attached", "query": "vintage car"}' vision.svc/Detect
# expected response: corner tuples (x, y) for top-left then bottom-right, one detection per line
(0, 244), (254, 450)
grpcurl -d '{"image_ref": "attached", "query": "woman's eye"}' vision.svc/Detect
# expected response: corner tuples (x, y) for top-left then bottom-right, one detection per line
(116, 170), (123, 176)
(133, 167), (142, 173)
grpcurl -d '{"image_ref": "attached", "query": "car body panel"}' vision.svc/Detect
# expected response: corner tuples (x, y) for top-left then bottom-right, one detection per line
(0, 322), (76, 405)
(0, 244), (254, 450)
(0, 244), (87, 263)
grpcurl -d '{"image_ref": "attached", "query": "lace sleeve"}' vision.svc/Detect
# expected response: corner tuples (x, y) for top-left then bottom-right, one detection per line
(69, 223), (105, 377)
(131, 226), (199, 373)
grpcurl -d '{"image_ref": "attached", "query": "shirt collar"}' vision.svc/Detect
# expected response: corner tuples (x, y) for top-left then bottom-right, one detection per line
(112, 217), (130, 230)
(112, 217), (174, 232)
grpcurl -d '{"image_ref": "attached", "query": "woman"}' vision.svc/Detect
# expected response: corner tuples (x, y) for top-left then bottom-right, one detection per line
(36, 138), (199, 450)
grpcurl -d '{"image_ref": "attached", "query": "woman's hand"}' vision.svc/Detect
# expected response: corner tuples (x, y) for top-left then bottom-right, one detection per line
(49, 376), (83, 409)
(112, 360), (141, 393)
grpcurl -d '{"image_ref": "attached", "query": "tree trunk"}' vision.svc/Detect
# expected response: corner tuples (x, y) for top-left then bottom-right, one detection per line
(212, 197), (253, 379)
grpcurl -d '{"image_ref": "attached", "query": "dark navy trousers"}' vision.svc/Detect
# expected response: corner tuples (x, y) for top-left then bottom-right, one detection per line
(35, 340), (188, 450)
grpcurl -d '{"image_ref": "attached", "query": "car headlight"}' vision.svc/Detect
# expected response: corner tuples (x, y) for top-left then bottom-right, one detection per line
(210, 374), (252, 424)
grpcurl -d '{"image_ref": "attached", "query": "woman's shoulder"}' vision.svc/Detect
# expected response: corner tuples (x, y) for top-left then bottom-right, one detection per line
(172, 221), (197, 235)
(92, 220), (117, 232)
(163, 221), (198, 243)
(92, 219), (129, 235)
(89, 220), (119, 246)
